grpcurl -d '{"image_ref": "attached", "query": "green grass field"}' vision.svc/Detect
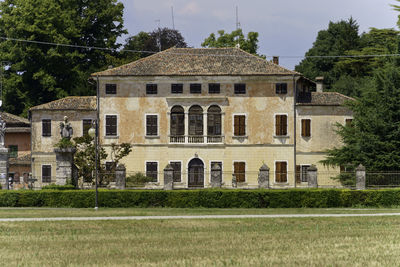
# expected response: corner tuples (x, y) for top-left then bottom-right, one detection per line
(0, 208), (400, 266)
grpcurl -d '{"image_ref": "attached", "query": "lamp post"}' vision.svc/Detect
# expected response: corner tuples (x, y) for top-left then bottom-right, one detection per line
(88, 120), (98, 210)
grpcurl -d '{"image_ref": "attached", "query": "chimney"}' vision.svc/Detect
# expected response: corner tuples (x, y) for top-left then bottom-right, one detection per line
(315, 76), (324, 92)
(272, 56), (279, 65)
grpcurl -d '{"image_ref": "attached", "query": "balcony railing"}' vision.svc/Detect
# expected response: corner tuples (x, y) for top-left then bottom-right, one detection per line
(169, 135), (224, 144)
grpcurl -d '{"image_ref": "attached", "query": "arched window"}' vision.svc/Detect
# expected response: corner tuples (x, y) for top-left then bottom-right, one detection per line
(207, 105), (222, 143)
(170, 106), (184, 143)
(189, 105), (203, 143)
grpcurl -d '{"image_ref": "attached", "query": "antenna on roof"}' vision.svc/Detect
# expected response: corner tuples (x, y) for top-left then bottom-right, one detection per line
(155, 19), (161, 52)
(171, 6), (175, 30)
(235, 6), (241, 48)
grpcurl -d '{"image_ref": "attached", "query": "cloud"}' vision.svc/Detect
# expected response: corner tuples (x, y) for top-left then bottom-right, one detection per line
(177, 2), (201, 15)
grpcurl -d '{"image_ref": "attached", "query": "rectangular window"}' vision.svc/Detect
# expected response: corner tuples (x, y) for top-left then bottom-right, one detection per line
(105, 84), (117, 94)
(301, 165), (310, 182)
(146, 162), (158, 182)
(171, 84), (183, 94)
(8, 145), (18, 158)
(42, 165), (52, 183)
(42, 119), (51, 137)
(276, 83), (288, 94)
(146, 84), (158, 94)
(234, 83), (246, 94)
(234, 115), (246, 136)
(301, 119), (311, 137)
(82, 119), (92, 136)
(275, 162), (287, 183)
(234, 162), (246, 183)
(209, 83), (220, 94)
(105, 115), (117, 136)
(345, 119), (353, 127)
(146, 115), (158, 136)
(190, 83), (202, 94)
(275, 115), (287, 136)
(170, 162), (182, 182)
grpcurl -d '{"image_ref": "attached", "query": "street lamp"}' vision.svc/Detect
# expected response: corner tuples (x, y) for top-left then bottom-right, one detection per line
(88, 120), (98, 210)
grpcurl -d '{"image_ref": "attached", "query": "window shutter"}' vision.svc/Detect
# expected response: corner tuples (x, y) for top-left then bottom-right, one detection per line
(296, 165), (301, 183)
(282, 162), (287, 182)
(234, 116), (239, 136)
(275, 116), (281, 135)
(282, 115), (287, 135)
(106, 115), (117, 136)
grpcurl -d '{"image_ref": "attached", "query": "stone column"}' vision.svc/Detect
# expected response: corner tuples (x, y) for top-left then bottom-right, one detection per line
(163, 164), (174, 190)
(54, 147), (76, 185)
(115, 164), (126, 189)
(307, 165), (318, 188)
(0, 147), (9, 189)
(210, 163), (222, 188)
(258, 164), (270, 189)
(356, 164), (366, 190)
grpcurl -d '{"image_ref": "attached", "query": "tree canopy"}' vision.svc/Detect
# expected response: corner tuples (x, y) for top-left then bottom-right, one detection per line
(201, 29), (261, 56)
(0, 0), (126, 116)
(122, 28), (187, 63)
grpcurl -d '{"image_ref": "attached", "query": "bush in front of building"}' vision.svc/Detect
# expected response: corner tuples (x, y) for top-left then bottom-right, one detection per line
(42, 184), (76, 190)
(1, 189), (400, 208)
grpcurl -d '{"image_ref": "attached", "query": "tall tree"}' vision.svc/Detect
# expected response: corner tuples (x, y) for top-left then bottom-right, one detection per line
(0, 0), (126, 116)
(122, 28), (187, 63)
(201, 29), (261, 56)
(322, 63), (400, 171)
(295, 18), (361, 89)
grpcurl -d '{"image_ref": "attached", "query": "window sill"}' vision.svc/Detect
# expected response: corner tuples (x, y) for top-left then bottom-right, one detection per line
(273, 182), (289, 186)
(104, 135), (119, 139)
(232, 135), (248, 139)
(145, 135), (160, 139)
(273, 135), (290, 139)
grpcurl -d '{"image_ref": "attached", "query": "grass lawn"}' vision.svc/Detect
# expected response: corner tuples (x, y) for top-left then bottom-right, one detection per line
(0, 216), (400, 266)
(0, 207), (399, 218)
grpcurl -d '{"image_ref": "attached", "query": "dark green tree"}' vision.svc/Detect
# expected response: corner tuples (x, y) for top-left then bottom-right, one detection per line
(295, 18), (361, 89)
(201, 29), (262, 56)
(322, 63), (400, 171)
(122, 28), (187, 63)
(0, 0), (126, 116)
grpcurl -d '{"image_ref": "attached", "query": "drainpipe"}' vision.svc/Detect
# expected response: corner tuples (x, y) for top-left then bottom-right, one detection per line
(293, 75), (297, 188)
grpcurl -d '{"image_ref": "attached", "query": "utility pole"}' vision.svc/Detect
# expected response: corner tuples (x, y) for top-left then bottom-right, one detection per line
(235, 6), (241, 48)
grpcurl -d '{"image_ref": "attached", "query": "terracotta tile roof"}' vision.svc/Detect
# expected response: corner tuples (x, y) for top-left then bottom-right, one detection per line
(297, 92), (355, 106)
(92, 47), (298, 76)
(29, 96), (96, 111)
(1, 112), (29, 127)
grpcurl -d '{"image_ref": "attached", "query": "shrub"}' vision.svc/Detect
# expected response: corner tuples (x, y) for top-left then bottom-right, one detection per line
(126, 173), (154, 187)
(42, 184), (76, 190)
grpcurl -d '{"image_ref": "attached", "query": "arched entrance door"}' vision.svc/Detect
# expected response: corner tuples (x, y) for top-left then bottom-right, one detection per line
(188, 158), (204, 188)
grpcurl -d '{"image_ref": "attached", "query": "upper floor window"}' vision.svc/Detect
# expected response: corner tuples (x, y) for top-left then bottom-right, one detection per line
(209, 83), (220, 94)
(189, 105), (203, 136)
(146, 162), (158, 182)
(42, 165), (52, 183)
(170, 106), (185, 136)
(8, 145), (18, 158)
(276, 83), (287, 94)
(105, 115), (117, 136)
(42, 119), (51, 137)
(171, 84), (183, 94)
(146, 115), (158, 136)
(234, 162), (246, 183)
(207, 106), (221, 136)
(301, 119), (311, 137)
(275, 115), (287, 136)
(275, 161), (287, 183)
(234, 115), (246, 136)
(105, 84), (116, 94)
(190, 83), (202, 94)
(234, 83), (246, 94)
(82, 119), (92, 136)
(146, 84), (158, 95)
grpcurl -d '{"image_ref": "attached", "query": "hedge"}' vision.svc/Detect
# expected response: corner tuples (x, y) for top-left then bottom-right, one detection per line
(1, 189), (400, 208)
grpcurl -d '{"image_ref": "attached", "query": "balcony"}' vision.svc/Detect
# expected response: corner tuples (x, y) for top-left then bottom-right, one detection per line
(169, 135), (224, 144)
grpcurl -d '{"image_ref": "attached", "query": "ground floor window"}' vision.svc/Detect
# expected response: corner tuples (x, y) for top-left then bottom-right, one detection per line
(170, 161), (182, 182)
(296, 165), (311, 183)
(42, 165), (52, 183)
(275, 161), (287, 183)
(233, 162), (246, 182)
(146, 162), (158, 182)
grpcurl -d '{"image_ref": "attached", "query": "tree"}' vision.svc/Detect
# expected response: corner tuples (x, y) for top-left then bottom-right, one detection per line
(321, 63), (400, 171)
(0, 0), (126, 116)
(122, 28), (187, 62)
(73, 135), (132, 185)
(295, 18), (361, 89)
(201, 29), (262, 56)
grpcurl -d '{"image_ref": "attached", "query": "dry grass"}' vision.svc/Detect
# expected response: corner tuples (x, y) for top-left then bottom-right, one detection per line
(0, 207), (398, 218)
(1, 216), (400, 266)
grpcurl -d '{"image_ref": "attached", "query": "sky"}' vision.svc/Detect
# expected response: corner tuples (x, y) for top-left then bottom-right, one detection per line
(119, 0), (399, 70)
